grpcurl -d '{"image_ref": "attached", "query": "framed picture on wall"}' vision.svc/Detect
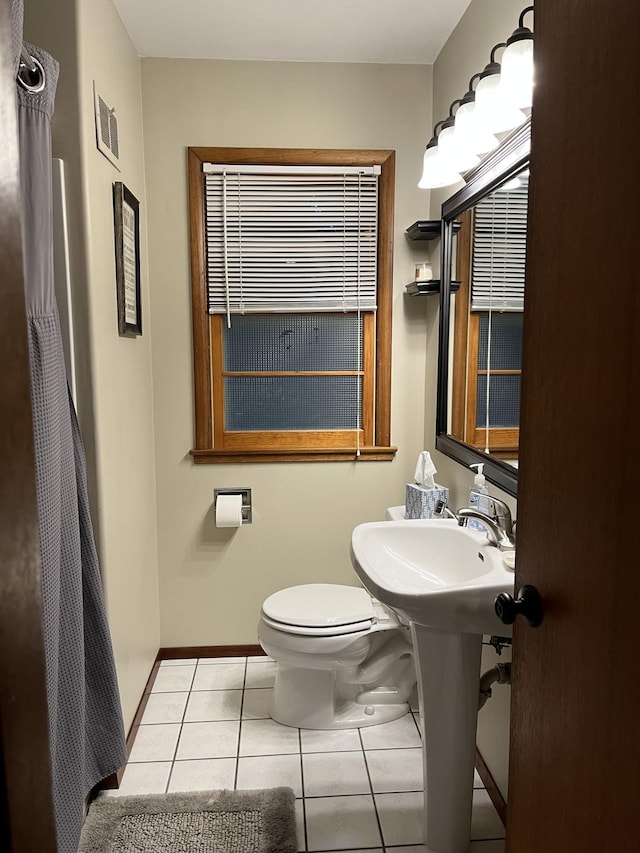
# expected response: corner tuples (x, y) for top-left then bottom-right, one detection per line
(113, 182), (142, 336)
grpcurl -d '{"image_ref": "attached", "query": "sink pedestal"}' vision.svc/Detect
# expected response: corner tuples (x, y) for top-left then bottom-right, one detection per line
(411, 624), (483, 853)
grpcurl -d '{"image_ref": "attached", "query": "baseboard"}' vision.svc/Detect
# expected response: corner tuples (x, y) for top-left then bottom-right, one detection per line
(475, 746), (507, 827)
(98, 645), (265, 791)
(157, 644), (265, 661)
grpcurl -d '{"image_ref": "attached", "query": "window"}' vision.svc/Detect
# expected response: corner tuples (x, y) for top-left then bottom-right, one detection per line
(187, 147), (396, 463)
(451, 175), (527, 457)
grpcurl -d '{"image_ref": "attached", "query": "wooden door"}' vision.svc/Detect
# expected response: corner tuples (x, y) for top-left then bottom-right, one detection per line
(0, 1), (57, 849)
(507, 1), (640, 850)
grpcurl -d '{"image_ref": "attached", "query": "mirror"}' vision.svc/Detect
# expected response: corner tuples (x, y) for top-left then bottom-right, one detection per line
(436, 119), (531, 497)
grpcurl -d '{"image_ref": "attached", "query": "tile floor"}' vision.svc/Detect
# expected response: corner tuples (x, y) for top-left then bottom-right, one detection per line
(103, 655), (506, 852)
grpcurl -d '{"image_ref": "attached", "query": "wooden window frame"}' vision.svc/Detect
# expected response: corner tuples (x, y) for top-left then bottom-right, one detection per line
(452, 211), (520, 458)
(188, 147), (397, 464)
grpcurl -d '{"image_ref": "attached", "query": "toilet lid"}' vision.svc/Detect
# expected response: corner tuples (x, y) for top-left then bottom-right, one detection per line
(262, 584), (375, 629)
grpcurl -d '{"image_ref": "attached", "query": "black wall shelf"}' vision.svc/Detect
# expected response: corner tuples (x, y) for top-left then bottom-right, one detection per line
(405, 280), (461, 296)
(405, 220), (462, 242)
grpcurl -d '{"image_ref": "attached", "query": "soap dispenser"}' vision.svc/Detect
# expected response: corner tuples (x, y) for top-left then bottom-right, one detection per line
(468, 463), (489, 532)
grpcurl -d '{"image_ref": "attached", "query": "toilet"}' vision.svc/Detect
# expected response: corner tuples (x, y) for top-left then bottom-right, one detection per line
(258, 583), (416, 729)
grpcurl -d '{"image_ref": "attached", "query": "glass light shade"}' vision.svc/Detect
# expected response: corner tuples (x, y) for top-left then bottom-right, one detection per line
(437, 125), (480, 172)
(500, 37), (534, 108)
(418, 146), (461, 190)
(474, 71), (527, 134)
(453, 101), (500, 157)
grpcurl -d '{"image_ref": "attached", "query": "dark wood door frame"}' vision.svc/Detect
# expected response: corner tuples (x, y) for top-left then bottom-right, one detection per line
(0, 1), (57, 849)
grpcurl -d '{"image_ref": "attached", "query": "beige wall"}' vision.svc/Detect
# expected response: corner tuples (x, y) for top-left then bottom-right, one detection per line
(24, 0), (161, 730)
(427, 0), (524, 799)
(140, 58), (435, 646)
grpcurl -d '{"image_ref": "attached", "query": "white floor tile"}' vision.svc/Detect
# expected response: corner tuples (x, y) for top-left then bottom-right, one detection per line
(302, 751), (370, 797)
(305, 795), (382, 851)
(115, 761), (172, 795)
(128, 724), (181, 762)
(375, 790), (425, 847)
(469, 841), (506, 852)
(471, 788), (506, 840)
(151, 665), (196, 693)
(241, 687), (273, 719)
(192, 662), (246, 691)
(168, 757), (236, 792)
(184, 689), (242, 722)
(124, 654), (498, 853)
(300, 727), (361, 754)
(359, 714), (421, 750)
(474, 768), (484, 788)
(385, 847), (425, 852)
(245, 660), (277, 688)
(294, 799), (306, 852)
(175, 720), (240, 760)
(365, 747), (423, 793)
(237, 754), (302, 797)
(140, 692), (188, 724)
(239, 718), (300, 756)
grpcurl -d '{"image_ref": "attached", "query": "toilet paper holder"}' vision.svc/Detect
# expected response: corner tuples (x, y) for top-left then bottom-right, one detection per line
(213, 488), (252, 524)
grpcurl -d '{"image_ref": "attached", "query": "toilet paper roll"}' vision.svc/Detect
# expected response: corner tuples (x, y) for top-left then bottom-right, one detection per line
(215, 493), (243, 528)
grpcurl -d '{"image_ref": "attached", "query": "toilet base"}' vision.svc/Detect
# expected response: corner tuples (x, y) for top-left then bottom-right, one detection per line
(271, 664), (411, 730)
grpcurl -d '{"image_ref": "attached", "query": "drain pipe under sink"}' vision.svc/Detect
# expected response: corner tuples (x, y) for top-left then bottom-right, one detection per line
(478, 662), (511, 710)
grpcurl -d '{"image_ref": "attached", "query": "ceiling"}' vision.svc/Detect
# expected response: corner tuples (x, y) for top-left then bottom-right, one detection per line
(112, 0), (473, 64)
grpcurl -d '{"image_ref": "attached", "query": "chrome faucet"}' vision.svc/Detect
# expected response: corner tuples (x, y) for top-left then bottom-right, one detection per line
(456, 494), (516, 552)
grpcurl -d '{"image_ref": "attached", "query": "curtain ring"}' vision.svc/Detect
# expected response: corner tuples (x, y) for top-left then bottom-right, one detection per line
(17, 54), (46, 94)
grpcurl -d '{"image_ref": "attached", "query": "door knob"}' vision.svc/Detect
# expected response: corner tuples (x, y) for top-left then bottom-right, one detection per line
(495, 585), (543, 627)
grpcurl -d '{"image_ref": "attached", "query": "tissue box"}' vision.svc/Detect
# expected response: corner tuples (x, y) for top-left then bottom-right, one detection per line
(405, 483), (449, 519)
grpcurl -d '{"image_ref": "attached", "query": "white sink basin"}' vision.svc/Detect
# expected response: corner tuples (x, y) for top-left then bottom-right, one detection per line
(350, 516), (516, 852)
(350, 518), (514, 635)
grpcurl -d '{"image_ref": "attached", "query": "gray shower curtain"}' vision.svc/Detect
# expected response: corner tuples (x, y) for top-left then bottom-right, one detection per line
(12, 2), (127, 851)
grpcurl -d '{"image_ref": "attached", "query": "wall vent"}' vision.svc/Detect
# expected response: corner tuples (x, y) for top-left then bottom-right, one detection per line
(93, 82), (121, 170)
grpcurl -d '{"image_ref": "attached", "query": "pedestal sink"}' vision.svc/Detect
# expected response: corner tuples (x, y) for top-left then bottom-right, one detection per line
(350, 518), (514, 853)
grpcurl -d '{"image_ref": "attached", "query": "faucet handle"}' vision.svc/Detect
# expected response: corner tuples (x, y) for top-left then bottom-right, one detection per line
(475, 495), (513, 531)
(434, 499), (446, 517)
(434, 500), (457, 520)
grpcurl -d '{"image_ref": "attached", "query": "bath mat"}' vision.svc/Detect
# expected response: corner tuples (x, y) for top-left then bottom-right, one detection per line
(78, 787), (297, 853)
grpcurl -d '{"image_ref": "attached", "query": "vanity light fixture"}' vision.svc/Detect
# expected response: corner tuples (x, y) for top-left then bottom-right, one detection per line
(436, 100), (481, 173)
(453, 74), (500, 157)
(418, 120), (462, 190)
(418, 6), (533, 193)
(500, 6), (535, 109)
(474, 42), (527, 135)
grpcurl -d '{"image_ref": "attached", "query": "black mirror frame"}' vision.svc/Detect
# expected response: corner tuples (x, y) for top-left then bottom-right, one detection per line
(436, 118), (531, 497)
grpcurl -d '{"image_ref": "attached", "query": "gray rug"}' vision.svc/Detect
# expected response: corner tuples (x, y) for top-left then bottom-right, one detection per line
(78, 788), (298, 853)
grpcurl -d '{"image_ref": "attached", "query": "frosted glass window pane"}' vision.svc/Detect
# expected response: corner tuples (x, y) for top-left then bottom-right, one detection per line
(478, 313), (523, 371)
(476, 375), (521, 428)
(224, 314), (363, 372)
(224, 376), (362, 430)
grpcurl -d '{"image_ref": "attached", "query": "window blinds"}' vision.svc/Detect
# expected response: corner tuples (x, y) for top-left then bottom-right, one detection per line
(203, 164), (379, 317)
(471, 177), (528, 312)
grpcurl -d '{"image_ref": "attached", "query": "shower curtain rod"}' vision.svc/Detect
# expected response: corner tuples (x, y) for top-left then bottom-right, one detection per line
(20, 45), (37, 73)
(17, 45), (45, 94)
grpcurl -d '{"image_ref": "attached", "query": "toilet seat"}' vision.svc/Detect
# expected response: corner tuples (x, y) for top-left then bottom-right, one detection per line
(262, 584), (375, 637)
(261, 612), (373, 637)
